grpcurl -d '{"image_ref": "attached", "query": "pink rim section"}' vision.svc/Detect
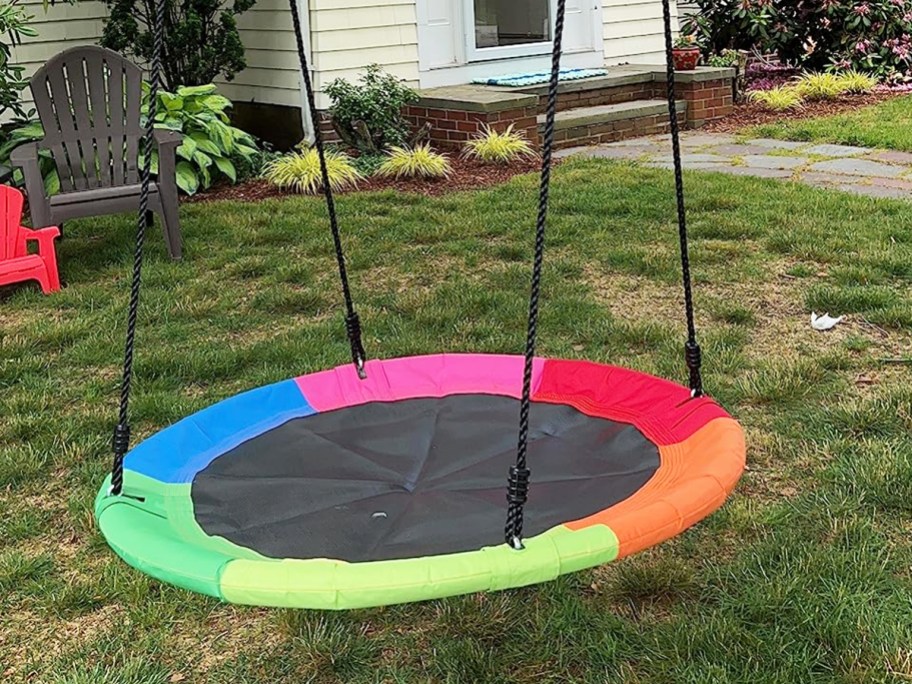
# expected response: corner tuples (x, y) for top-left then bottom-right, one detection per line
(294, 354), (546, 412)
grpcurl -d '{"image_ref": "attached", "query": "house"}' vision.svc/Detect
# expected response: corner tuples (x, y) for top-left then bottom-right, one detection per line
(13, 0), (732, 148)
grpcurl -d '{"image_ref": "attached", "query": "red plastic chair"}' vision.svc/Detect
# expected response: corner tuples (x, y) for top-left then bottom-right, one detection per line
(0, 185), (60, 294)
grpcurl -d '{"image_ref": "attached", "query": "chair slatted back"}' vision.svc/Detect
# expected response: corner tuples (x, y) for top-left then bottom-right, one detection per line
(0, 185), (25, 261)
(31, 47), (144, 193)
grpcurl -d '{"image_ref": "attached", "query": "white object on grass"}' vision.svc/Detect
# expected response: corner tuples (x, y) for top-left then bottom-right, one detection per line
(811, 312), (844, 331)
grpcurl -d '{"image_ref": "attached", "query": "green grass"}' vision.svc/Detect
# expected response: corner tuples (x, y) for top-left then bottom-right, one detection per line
(2, 159), (912, 682)
(749, 94), (912, 151)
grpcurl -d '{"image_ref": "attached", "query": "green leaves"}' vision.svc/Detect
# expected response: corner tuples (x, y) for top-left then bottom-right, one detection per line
(99, 0), (253, 89)
(144, 82), (260, 195)
(175, 160), (200, 195)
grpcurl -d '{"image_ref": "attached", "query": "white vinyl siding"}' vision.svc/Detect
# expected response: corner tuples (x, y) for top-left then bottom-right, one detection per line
(217, 0), (303, 108)
(603, 0), (676, 65)
(309, 0), (420, 108)
(8, 0), (107, 115)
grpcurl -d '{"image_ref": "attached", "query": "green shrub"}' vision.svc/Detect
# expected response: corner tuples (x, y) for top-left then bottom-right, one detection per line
(683, 0), (912, 79)
(0, 121), (56, 194)
(351, 152), (387, 177)
(262, 148), (362, 194)
(100, 0), (256, 89)
(324, 64), (419, 154)
(748, 86), (804, 111)
(377, 144), (451, 179)
(150, 83), (259, 195)
(0, 3), (37, 122)
(463, 125), (537, 164)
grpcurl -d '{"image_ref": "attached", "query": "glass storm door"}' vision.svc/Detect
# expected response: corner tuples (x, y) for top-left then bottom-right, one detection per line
(467, 0), (553, 61)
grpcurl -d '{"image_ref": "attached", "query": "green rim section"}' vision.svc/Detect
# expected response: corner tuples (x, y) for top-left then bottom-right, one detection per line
(95, 471), (620, 609)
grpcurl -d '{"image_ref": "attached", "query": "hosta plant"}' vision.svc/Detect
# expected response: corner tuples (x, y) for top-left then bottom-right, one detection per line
(148, 83), (259, 195)
(262, 148), (362, 194)
(748, 86), (804, 111)
(377, 144), (451, 179)
(463, 125), (537, 164)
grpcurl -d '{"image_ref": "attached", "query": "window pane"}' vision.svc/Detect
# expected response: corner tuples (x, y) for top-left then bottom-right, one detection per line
(474, 0), (551, 49)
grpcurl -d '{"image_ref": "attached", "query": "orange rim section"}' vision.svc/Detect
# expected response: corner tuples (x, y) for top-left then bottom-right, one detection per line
(564, 417), (745, 558)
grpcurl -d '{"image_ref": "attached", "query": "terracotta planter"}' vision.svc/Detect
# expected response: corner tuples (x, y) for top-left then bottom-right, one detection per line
(672, 47), (701, 71)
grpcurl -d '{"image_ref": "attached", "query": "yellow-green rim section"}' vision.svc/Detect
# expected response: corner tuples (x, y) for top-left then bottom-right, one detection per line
(95, 471), (620, 610)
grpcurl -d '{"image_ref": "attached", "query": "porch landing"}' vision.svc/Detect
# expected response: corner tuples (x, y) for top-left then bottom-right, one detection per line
(406, 65), (735, 151)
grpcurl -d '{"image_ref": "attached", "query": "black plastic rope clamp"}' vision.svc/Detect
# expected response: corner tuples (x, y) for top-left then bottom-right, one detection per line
(112, 423), (131, 455)
(685, 340), (704, 397)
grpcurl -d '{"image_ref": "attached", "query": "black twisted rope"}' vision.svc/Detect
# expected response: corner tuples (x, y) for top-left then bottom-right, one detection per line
(110, 0), (165, 496)
(661, 0), (704, 397)
(505, 0), (567, 550)
(288, 0), (366, 378)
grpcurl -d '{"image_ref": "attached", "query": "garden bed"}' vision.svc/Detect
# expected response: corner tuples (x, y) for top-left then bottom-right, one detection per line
(189, 155), (543, 203)
(704, 90), (902, 133)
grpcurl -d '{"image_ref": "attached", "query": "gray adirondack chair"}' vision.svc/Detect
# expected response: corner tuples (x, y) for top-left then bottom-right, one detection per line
(11, 46), (183, 259)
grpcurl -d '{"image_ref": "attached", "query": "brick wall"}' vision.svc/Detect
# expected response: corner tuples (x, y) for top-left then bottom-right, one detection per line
(404, 104), (539, 150)
(675, 78), (734, 128)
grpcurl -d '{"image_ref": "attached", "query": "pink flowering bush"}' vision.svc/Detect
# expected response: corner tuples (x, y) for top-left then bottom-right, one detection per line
(684, 0), (912, 79)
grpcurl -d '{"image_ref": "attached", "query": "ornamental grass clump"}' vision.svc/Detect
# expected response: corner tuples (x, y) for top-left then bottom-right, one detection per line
(748, 86), (804, 111)
(263, 148), (362, 194)
(377, 144), (451, 179)
(837, 70), (879, 94)
(794, 72), (848, 100)
(463, 125), (537, 164)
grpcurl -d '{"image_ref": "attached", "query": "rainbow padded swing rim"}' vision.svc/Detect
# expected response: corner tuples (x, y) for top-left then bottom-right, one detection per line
(95, 353), (745, 610)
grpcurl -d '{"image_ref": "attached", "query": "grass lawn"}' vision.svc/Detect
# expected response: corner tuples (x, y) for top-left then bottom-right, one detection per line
(2, 159), (912, 683)
(748, 95), (912, 152)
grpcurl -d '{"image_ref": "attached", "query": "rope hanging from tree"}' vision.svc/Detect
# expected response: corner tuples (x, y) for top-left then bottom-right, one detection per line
(110, 0), (166, 496)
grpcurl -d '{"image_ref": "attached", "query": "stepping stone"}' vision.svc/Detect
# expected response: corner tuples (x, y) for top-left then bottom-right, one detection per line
(744, 138), (807, 151)
(707, 144), (783, 156)
(801, 172), (849, 187)
(809, 159), (906, 178)
(555, 145), (655, 160)
(839, 184), (911, 200)
(863, 150), (912, 166)
(604, 138), (665, 148)
(680, 133), (736, 147)
(645, 160), (729, 170)
(869, 176), (912, 192)
(804, 144), (869, 157)
(702, 166), (793, 179)
(742, 155), (808, 170)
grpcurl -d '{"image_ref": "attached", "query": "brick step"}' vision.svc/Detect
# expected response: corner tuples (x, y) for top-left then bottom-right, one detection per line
(540, 99), (686, 149)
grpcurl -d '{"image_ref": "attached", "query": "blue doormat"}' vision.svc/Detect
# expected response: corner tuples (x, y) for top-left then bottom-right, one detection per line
(472, 68), (609, 87)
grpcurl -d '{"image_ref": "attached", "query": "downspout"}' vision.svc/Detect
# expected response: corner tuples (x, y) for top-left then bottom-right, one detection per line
(297, 0), (316, 144)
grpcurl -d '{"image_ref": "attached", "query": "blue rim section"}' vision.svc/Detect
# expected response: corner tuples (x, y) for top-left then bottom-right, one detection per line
(124, 379), (315, 484)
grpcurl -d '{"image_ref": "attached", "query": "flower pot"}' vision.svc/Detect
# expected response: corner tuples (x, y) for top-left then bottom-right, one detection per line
(672, 47), (701, 71)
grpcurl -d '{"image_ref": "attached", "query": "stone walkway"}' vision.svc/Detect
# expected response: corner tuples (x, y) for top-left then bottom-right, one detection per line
(557, 133), (912, 200)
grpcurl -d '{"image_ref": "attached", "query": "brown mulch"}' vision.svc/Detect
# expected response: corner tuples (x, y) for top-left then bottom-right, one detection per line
(703, 91), (903, 133)
(187, 156), (544, 204)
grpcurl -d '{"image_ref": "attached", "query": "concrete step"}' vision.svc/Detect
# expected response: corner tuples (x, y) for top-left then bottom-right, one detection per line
(538, 99), (687, 149)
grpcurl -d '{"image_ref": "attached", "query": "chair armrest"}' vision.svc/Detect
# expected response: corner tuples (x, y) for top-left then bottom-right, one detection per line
(153, 129), (182, 150)
(24, 225), (60, 251)
(9, 142), (48, 203)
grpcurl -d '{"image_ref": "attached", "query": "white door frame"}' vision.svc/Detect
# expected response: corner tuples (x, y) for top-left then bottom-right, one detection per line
(417, 0), (604, 88)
